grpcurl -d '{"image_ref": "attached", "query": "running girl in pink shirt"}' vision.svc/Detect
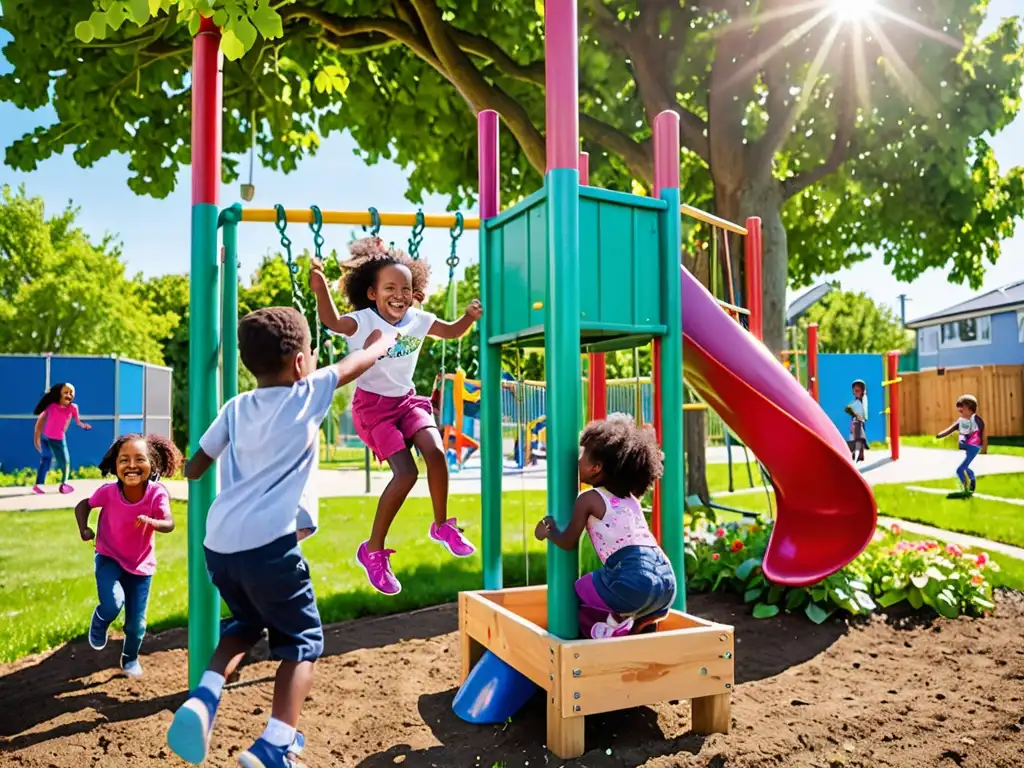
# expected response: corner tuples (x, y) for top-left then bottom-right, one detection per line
(32, 382), (92, 495)
(74, 433), (183, 677)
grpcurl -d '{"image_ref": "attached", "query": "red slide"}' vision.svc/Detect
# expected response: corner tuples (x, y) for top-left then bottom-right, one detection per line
(680, 269), (878, 587)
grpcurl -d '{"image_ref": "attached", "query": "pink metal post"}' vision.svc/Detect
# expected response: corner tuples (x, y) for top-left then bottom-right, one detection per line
(478, 110), (500, 218)
(744, 217), (763, 341)
(191, 17), (222, 205)
(578, 151), (590, 186)
(582, 151), (606, 422)
(544, 0), (579, 171)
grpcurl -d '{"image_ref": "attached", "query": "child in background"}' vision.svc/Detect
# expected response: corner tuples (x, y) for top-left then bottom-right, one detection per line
(310, 237), (483, 597)
(75, 433), (182, 677)
(32, 382), (92, 494)
(167, 307), (393, 768)
(844, 379), (868, 463)
(535, 414), (676, 639)
(936, 393), (986, 493)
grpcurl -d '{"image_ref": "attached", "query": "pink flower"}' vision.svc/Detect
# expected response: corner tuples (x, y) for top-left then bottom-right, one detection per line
(976, 552), (989, 567)
(731, 540), (744, 553)
(946, 543), (964, 558)
(711, 553), (720, 561)
(927, 541), (940, 551)
(890, 523), (903, 536)
(715, 527), (726, 538)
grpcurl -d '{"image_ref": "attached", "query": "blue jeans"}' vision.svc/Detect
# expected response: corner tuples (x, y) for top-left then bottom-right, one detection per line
(95, 554), (152, 664)
(957, 444), (981, 487)
(35, 437), (70, 485)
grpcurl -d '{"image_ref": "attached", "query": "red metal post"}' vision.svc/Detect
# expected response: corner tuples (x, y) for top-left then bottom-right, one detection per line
(744, 217), (763, 341)
(807, 323), (819, 402)
(888, 351), (900, 461)
(581, 152), (608, 423)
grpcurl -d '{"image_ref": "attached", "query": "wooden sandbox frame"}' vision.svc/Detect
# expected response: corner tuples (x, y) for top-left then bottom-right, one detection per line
(458, 585), (735, 759)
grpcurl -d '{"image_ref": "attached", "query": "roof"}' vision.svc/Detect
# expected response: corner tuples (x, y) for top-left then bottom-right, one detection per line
(905, 280), (1024, 329)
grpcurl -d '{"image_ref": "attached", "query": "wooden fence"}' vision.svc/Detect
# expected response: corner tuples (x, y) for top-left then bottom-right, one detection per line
(898, 364), (1024, 437)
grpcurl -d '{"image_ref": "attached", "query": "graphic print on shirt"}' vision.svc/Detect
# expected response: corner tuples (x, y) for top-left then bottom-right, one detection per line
(383, 332), (423, 360)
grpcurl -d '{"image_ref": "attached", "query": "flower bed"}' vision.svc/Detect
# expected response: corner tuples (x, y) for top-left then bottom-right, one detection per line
(686, 521), (999, 622)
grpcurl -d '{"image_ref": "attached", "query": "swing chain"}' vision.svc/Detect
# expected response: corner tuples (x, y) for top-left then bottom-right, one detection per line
(408, 210), (425, 259)
(362, 207), (382, 238)
(446, 212), (464, 276)
(309, 204), (325, 255)
(275, 204), (293, 262)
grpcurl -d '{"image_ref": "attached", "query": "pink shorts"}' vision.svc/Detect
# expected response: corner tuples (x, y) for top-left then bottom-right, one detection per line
(351, 388), (436, 462)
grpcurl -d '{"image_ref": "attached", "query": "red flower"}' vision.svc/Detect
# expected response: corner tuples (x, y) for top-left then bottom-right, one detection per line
(715, 527), (726, 538)
(971, 575), (984, 587)
(731, 540), (744, 553)
(946, 543), (964, 558)
(711, 553), (720, 561)
(890, 523), (903, 536)
(976, 552), (989, 567)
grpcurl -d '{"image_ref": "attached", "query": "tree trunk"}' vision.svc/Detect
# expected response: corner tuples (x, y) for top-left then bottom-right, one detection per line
(739, 181), (788, 355)
(684, 410), (709, 503)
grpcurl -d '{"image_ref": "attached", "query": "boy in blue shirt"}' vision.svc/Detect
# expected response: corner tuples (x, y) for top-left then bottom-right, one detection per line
(167, 306), (393, 767)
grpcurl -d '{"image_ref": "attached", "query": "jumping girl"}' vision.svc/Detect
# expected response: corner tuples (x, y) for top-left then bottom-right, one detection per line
(75, 433), (182, 677)
(32, 382), (92, 494)
(536, 414), (677, 639)
(310, 237), (483, 596)
(936, 393), (986, 493)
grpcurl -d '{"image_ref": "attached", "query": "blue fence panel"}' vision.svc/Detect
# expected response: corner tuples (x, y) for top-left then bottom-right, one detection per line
(51, 357), (115, 414)
(0, 418), (37, 472)
(66, 420), (116, 471)
(119, 417), (144, 436)
(0, 357), (48, 414)
(818, 353), (885, 445)
(118, 361), (145, 415)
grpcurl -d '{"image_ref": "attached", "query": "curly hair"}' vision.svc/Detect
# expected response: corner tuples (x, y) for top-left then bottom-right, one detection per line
(238, 306), (311, 376)
(580, 413), (664, 498)
(99, 433), (184, 480)
(340, 236), (430, 311)
(34, 382), (71, 415)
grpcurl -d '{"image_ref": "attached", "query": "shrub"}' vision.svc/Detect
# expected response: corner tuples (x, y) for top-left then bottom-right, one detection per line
(685, 520), (999, 623)
(0, 465), (104, 487)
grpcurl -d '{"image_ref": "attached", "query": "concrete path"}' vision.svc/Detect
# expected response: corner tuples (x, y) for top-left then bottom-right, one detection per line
(877, 515), (1024, 561)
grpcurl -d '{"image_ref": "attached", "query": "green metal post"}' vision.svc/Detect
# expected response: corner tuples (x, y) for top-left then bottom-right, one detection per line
(545, 167), (581, 639)
(477, 110), (503, 590)
(220, 205), (240, 404)
(654, 111), (686, 611)
(188, 204), (222, 687)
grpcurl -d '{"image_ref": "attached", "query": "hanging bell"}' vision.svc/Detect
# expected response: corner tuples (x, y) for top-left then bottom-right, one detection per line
(240, 183), (255, 202)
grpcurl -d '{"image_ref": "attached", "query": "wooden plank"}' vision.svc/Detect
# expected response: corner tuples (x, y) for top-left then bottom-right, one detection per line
(559, 626), (734, 717)
(458, 593), (484, 684)
(463, 592), (553, 691)
(898, 365), (1024, 436)
(692, 692), (732, 734)
(547, 642), (586, 759)
(477, 585), (549, 629)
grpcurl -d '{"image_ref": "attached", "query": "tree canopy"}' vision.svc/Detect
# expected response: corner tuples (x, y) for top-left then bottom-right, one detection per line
(794, 287), (912, 354)
(0, 184), (177, 362)
(2, 0), (1022, 352)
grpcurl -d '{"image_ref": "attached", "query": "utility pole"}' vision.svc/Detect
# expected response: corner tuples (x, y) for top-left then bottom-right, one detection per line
(897, 294), (910, 326)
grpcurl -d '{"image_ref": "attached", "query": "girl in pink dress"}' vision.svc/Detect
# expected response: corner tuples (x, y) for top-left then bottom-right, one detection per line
(32, 382), (92, 494)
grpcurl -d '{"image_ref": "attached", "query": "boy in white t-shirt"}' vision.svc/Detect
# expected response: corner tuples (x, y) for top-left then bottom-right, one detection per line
(310, 236), (482, 597)
(167, 306), (393, 768)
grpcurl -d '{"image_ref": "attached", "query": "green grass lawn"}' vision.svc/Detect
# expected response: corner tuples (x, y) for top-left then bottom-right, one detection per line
(913, 473), (1024, 500)
(0, 493), (554, 664)
(889, 434), (1024, 457)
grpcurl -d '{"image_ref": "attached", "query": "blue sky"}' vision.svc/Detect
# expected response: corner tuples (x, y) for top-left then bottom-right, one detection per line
(0, 0), (1020, 323)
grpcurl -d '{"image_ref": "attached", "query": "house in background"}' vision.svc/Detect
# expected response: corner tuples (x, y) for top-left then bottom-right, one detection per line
(906, 280), (1024, 370)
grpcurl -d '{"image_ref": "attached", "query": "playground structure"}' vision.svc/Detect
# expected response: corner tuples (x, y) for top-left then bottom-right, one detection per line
(184, 1), (878, 759)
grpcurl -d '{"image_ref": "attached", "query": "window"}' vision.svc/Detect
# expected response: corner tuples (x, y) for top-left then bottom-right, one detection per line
(1018, 311), (1024, 343)
(939, 316), (992, 349)
(918, 327), (939, 356)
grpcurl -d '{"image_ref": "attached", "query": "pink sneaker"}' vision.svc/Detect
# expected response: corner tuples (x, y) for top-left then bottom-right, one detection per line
(356, 542), (401, 595)
(59, 483), (74, 495)
(429, 518), (476, 558)
(31, 485), (45, 495)
(591, 616), (634, 640)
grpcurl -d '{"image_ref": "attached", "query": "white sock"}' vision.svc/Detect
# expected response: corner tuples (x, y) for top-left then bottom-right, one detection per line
(263, 717), (297, 748)
(198, 671), (225, 699)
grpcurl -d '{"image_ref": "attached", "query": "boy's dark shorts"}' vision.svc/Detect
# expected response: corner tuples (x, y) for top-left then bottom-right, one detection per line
(205, 533), (324, 663)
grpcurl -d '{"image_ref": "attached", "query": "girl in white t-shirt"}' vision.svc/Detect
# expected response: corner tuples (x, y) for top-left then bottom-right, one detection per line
(310, 237), (482, 596)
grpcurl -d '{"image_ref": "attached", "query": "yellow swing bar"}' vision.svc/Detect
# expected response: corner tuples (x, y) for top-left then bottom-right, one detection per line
(239, 208), (481, 230)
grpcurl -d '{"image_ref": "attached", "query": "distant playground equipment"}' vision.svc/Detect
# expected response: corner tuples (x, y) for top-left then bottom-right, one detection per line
(185, 5), (878, 759)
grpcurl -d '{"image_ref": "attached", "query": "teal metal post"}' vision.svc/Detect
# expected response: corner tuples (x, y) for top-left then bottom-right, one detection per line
(220, 204), (241, 403)
(654, 111), (686, 611)
(477, 110), (503, 590)
(187, 17), (224, 688)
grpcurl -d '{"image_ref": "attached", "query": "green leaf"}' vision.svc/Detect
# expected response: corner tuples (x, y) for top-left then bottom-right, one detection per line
(229, 16), (258, 53)
(766, 585), (784, 605)
(74, 20), (95, 42)
(252, 1), (284, 39)
(187, 11), (202, 36)
(908, 587), (924, 610)
(854, 590), (876, 612)
(89, 10), (110, 40)
(744, 587), (764, 604)
(220, 27), (246, 60)
(753, 603), (780, 619)
(935, 590), (959, 619)
(212, 9), (228, 26)
(735, 558), (760, 581)
(127, 0), (150, 25)
(805, 602), (831, 625)
(314, 70), (332, 94)
(785, 588), (808, 611)
(877, 588), (906, 608)
(106, 3), (127, 30)
(149, 0), (163, 13)
(973, 597), (995, 611)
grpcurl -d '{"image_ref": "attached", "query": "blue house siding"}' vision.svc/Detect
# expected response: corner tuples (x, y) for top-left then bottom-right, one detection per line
(917, 309), (1024, 369)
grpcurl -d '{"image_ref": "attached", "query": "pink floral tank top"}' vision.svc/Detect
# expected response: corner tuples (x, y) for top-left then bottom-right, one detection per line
(585, 487), (659, 564)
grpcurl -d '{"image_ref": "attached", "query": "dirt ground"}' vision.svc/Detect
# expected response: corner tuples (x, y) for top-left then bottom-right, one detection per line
(2, 591), (1023, 768)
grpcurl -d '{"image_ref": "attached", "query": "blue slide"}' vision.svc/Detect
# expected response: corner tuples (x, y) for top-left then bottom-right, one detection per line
(452, 651), (539, 723)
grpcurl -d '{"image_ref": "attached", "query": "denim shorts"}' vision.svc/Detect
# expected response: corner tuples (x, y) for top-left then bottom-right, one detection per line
(205, 533), (324, 662)
(591, 545), (677, 619)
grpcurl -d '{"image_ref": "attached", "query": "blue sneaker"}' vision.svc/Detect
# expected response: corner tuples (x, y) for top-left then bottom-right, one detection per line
(167, 686), (221, 765)
(238, 735), (305, 767)
(88, 609), (109, 651)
